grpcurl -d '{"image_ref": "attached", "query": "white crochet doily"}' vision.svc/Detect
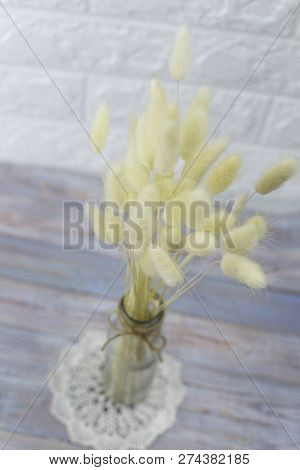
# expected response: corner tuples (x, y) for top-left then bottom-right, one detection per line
(50, 330), (186, 449)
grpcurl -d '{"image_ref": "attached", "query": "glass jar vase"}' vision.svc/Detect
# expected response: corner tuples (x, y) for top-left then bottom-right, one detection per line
(103, 296), (165, 406)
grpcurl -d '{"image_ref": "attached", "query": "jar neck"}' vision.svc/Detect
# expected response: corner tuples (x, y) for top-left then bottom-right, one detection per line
(118, 295), (164, 335)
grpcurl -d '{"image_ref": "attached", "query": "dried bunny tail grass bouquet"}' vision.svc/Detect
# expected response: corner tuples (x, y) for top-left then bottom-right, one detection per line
(88, 25), (298, 321)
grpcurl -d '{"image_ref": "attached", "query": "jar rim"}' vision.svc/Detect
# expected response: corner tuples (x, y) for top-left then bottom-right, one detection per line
(119, 295), (164, 328)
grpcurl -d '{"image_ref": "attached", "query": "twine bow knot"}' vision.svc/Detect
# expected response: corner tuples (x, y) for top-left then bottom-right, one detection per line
(101, 303), (166, 362)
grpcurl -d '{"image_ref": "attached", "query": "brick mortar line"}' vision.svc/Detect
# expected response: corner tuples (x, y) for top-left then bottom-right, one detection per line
(86, 10), (298, 41)
(0, 108), (297, 156)
(2, 4), (300, 46)
(0, 62), (85, 80)
(0, 61), (300, 105)
(0, 107), (297, 154)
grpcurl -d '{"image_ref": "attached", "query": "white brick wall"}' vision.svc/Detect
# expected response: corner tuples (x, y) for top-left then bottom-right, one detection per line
(0, 0), (299, 205)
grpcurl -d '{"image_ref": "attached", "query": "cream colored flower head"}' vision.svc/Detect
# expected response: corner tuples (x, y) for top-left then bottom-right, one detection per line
(87, 24), (299, 303)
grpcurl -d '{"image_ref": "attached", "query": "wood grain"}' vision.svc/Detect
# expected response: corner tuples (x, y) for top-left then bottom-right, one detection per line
(0, 163), (299, 449)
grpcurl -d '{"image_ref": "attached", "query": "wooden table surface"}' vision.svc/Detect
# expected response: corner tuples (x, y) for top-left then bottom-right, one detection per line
(0, 163), (300, 450)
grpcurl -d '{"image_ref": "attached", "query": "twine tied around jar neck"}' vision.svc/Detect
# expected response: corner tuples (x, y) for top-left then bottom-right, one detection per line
(101, 297), (166, 362)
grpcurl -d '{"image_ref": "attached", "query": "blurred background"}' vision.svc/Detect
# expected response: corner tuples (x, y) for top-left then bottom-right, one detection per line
(1, 0), (300, 451)
(0, 0), (299, 208)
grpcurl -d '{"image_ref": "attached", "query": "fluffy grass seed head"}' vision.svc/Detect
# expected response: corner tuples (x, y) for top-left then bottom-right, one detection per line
(161, 223), (185, 250)
(189, 86), (212, 114)
(221, 252), (266, 289)
(123, 208), (149, 254)
(180, 109), (208, 161)
(148, 78), (167, 114)
(145, 78), (167, 138)
(138, 182), (161, 203)
(154, 103), (179, 176)
(90, 103), (110, 154)
(137, 79), (167, 168)
(136, 184), (162, 240)
(174, 176), (197, 196)
(169, 24), (191, 81)
(163, 198), (184, 232)
(149, 246), (183, 286)
(179, 188), (211, 229)
(125, 116), (138, 160)
(205, 209), (236, 240)
(87, 203), (123, 245)
(232, 193), (249, 214)
(155, 176), (177, 200)
(184, 136), (230, 182)
(125, 158), (148, 194)
(139, 200), (159, 241)
(136, 114), (154, 168)
(204, 154), (242, 195)
(247, 215), (267, 239)
(185, 231), (216, 256)
(223, 220), (261, 254)
(255, 158), (297, 195)
(105, 163), (128, 208)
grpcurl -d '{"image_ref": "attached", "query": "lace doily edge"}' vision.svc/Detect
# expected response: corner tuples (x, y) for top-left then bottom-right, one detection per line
(49, 330), (186, 450)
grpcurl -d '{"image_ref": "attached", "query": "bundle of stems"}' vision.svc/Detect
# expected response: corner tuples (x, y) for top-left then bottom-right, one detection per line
(89, 25), (298, 322)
